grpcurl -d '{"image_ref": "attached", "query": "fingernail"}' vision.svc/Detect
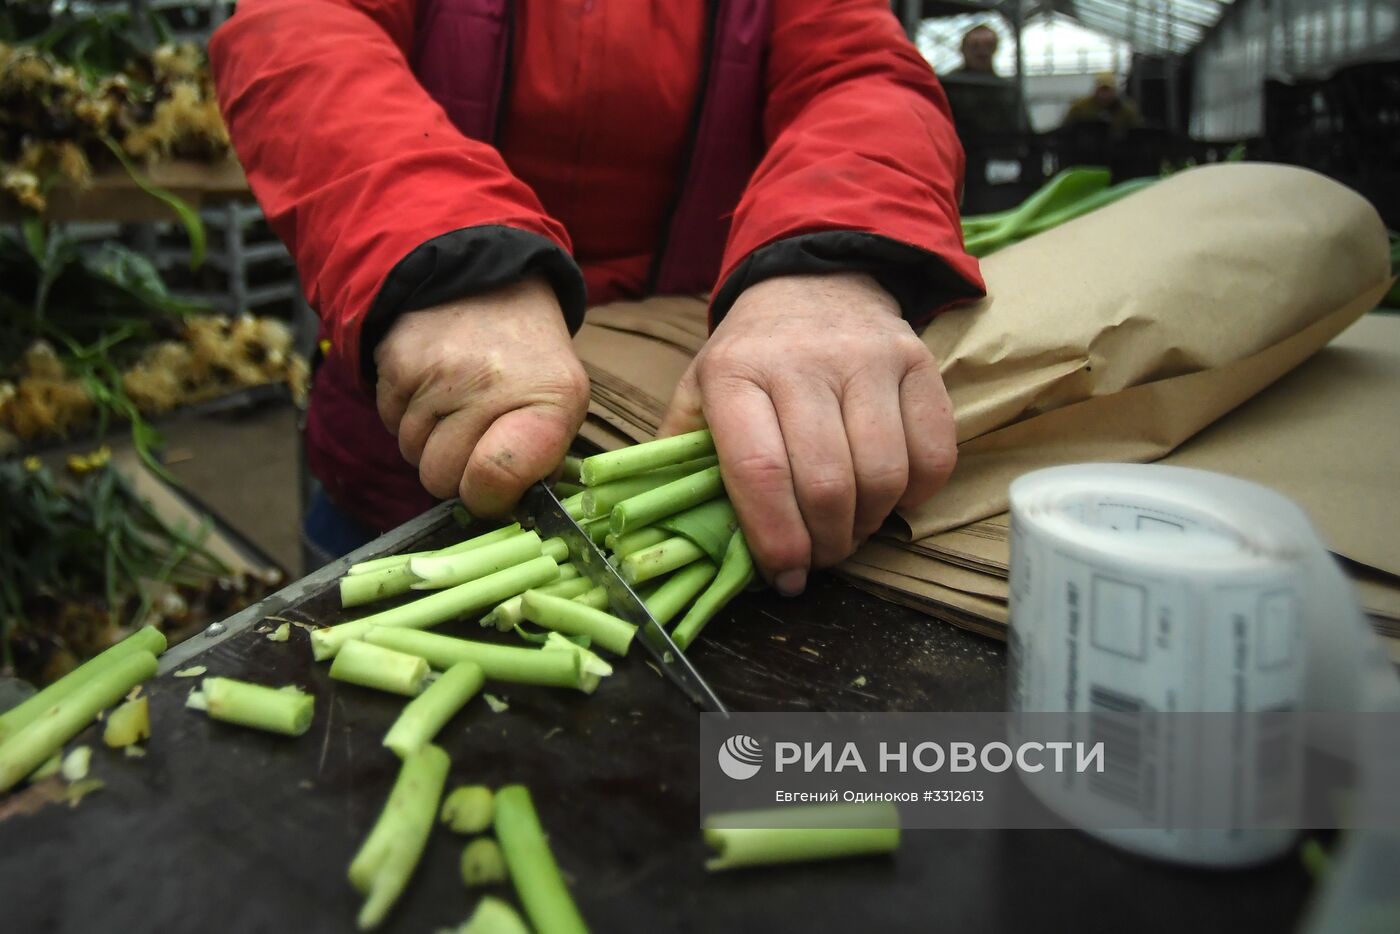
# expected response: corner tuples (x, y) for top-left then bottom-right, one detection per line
(775, 569), (807, 597)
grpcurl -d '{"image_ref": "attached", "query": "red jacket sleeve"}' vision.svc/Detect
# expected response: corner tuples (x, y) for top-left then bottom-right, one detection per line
(713, 0), (984, 325)
(208, 0), (583, 387)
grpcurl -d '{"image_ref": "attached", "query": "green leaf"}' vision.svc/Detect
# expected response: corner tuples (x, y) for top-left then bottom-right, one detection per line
(101, 138), (207, 269)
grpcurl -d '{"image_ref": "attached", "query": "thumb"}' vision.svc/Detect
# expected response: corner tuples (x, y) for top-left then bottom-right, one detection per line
(657, 360), (706, 439)
(462, 403), (581, 516)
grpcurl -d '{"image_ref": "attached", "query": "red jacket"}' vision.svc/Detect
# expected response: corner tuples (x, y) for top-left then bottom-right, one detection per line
(210, 0), (984, 531)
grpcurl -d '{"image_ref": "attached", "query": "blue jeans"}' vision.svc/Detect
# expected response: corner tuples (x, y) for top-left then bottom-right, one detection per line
(301, 487), (378, 565)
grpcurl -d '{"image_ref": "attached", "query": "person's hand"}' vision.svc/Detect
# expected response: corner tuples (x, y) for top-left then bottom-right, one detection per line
(658, 272), (956, 595)
(374, 276), (589, 517)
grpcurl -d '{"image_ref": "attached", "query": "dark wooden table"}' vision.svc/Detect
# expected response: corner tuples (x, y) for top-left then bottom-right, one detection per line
(0, 508), (1312, 934)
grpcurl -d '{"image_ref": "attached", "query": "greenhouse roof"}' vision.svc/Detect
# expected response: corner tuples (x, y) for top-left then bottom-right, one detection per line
(1066, 0), (1234, 55)
(922, 0), (1235, 56)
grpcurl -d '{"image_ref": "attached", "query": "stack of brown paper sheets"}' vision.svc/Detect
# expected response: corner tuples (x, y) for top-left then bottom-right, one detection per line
(569, 164), (1400, 654)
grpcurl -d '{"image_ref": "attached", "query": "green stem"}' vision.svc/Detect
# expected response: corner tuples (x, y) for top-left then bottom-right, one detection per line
(191, 677), (315, 737)
(606, 527), (670, 559)
(461, 837), (508, 886)
(331, 640), (432, 697)
(609, 465), (723, 536)
(456, 896), (531, 934)
(383, 661), (485, 758)
(521, 591), (637, 657)
(409, 532), (543, 590)
(312, 556), (562, 660)
(347, 524), (524, 576)
(350, 744), (450, 930)
(541, 537), (569, 562)
(580, 456), (718, 518)
(0, 626), (165, 744)
(560, 493), (587, 520)
(579, 429), (714, 486)
(702, 802), (900, 870)
(583, 517), (610, 545)
(0, 650), (159, 792)
(484, 572), (592, 632)
(340, 564), (417, 608)
(620, 537), (705, 586)
(494, 784), (590, 934)
(671, 531), (754, 651)
(363, 628), (600, 693)
(560, 455), (583, 483)
(441, 784), (495, 834)
(552, 481), (584, 498)
(645, 560), (718, 625)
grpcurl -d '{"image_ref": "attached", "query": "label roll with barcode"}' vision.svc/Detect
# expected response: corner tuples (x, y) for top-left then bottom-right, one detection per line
(1005, 464), (1366, 868)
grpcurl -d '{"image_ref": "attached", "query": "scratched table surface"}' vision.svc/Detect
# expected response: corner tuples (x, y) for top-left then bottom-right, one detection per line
(0, 513), (1312, 934)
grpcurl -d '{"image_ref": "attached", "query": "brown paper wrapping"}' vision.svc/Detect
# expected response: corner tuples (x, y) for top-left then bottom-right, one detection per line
(900, 162), (1393, 538)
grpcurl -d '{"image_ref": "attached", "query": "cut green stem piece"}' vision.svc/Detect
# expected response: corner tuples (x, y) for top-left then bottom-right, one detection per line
(583, 516), (610, 545)
(609, 465), (723, 536)
(461, 837), (508, 886)
(541, 537), (569, 562)
(580, 456), (718, 518)
(383, 661), (485, 759)
(552, 481), (584, 498)
(410, 532), (543, 590)
(671, 531), (754, 651)
(495, 784), (590, 934)
(191, 677), (315, 737)
(350, 744), (450, 930)
(580, 429), (714, 486)
(620, 537), (705, 586)
(702, 802), (900, 870)
(0, 650), (158, 793)
(521, 591), (637, 657)
(312, 556), (562, 660)
(102, 696), (151, 748)
(572, 586), (609, 612)
(485, 573), (592, 631)
(607, 527), (670, 559)
(332, 640), (432, 696)
(0, 627), (165, 744)
(560, 455), (583, 483)
(363, 629), (600, 693)
(560, 492), (587, 520)
(341, 564), (417, 608)
(61, 745), (92, 782)
(645, 560), (718, 625)
(541, 632), (614, 684)
(456, 896), (531, 934)
(441, 784), (495, 834)
(347, 524), (524, 576)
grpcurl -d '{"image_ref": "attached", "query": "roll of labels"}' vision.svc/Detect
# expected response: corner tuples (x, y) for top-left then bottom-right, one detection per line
(1006, 465), (1399, 920)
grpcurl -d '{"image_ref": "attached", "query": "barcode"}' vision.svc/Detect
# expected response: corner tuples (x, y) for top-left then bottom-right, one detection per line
(1088, 685), (1157, 816)
(1253, 705), (1297, 823)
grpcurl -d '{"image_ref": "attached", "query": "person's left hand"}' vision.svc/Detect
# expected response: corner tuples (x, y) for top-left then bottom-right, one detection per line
(658, 272), (957, 596)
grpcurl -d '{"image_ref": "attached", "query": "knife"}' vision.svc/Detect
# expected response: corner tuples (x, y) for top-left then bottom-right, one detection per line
(516, 481), (729, 714)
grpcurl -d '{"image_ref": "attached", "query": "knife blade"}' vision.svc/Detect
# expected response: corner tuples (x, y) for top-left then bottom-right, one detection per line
(516, 481), (729, 714)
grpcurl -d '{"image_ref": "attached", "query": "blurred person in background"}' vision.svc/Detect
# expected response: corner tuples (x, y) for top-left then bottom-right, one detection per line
(1063, 72), (1143, 138)
(942, 23), (1026, 140)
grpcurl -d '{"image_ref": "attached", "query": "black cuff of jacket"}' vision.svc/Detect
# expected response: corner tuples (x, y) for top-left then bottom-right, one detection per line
(710, 231), (982, 328)
(360, 225), (587, 385)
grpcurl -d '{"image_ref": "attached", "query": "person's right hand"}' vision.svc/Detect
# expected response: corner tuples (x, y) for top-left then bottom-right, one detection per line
(373, 276), (589, 517)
